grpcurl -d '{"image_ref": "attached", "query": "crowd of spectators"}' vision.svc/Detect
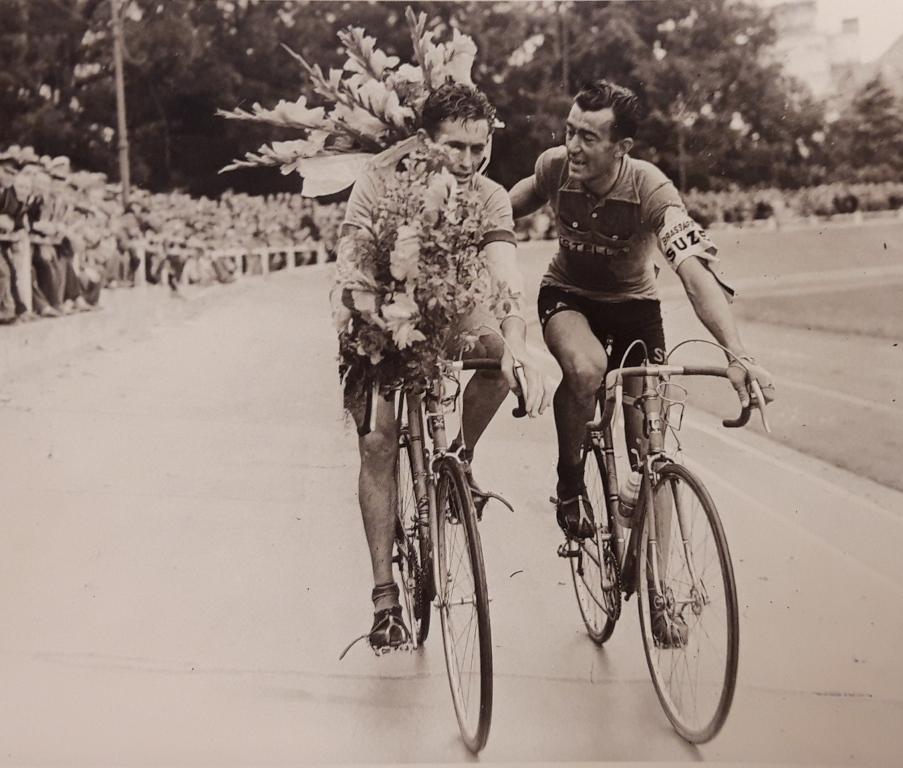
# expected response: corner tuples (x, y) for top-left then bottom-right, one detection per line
(5, 142), (900, 327)
(1, 145), (343, 327)
(514, 181), (903, 240)
(683, 182), (903, 228)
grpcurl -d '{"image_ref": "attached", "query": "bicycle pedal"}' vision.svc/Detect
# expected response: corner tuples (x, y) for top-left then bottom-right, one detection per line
(557, 542), (579, 558)
(373, 642), (412, 657)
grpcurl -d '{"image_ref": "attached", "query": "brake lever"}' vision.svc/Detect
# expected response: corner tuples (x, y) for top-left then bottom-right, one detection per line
(512, 362), (527, 418)
(722, 379), (771, 433)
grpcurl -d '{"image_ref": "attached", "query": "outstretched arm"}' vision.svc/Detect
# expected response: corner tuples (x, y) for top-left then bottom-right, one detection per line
(483, 239), (553, 416)
(508, 175), (546, 219)
(676, 256), (775, 406)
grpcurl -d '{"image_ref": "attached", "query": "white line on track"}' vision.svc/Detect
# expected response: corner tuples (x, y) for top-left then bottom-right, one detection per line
(684, 456), (903, 598)
(775, 377), (901, 416)
(733, 264), (903, 291)
(658, 264), (903, 301)
(685, 417), (903, 525)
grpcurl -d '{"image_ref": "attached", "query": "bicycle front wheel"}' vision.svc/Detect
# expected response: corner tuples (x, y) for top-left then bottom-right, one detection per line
(569, 443), (620, 644)
(395, 424), (431, 646)
(637, 462), (739, 743)
(435, 458), (492, 753)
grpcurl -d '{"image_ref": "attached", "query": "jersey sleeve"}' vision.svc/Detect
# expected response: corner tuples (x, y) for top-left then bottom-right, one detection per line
(533, 148), (561, 204)
(341, 167), (380, 234)
(479, 186), (517, 247)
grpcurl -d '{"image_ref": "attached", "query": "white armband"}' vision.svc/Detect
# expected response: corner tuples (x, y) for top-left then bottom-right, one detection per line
(659, 206), (735, 301)
(659, 206), (718, 271)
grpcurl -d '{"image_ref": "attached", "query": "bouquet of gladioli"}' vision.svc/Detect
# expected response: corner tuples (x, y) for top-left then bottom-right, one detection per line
(332, 145), (509, 412)
(218, 7), (479, 196)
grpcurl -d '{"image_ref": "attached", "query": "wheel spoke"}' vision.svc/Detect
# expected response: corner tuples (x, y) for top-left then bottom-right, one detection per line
(639, 463), (738, 742)
(569, 445), (619, 643)
(436, 463), (491, 751)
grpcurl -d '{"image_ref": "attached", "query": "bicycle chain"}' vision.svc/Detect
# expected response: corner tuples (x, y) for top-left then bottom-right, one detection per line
(601, 538), (623, 622)
(408, 537), (425, 623)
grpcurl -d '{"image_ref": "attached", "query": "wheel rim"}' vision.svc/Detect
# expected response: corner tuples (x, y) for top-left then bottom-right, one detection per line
(569, 446), (619, 642)
(395, 432), (424, 647)
(638, 464), (739, 742)
(437, 467), (489, 750)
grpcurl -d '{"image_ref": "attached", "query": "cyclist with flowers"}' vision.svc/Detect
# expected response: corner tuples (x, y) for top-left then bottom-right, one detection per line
(334, 82), (551, 652)
(220, 11), (551, 653)
(509, 80), (775, 565)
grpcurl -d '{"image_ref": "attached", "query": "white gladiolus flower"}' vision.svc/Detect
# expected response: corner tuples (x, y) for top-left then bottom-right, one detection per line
(393, 64), (424, 84)
(382, 292), (426, 349)
(355, 79), (414, 130)
(332, 102), (388, 137)
(389, 224), (421, 281)
(443, 30), (477, 85)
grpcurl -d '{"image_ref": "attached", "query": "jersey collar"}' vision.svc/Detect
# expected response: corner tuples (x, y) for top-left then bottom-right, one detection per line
(563, 155), (640, 204)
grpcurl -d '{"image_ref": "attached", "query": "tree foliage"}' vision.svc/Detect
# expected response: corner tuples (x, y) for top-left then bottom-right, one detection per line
(0, 0), (878, 196)
(826, 75), (903, 182)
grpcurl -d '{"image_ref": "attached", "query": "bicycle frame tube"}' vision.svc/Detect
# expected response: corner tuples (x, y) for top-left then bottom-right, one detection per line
(424, 377), (451, 454)
(403, 377), (457, 587)
(592, 399), (641, 594)
(402, 391), (434, 552)
(596, 374), (672, 598)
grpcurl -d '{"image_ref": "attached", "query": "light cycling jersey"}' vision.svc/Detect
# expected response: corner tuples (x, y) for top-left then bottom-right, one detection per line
(341, 160), (525, 322)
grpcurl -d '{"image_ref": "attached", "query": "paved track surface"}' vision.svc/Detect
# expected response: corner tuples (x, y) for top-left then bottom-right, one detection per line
(1, 238), (902, 765)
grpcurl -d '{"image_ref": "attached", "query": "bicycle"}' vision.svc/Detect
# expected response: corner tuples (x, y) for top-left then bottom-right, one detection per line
(560, 342), (770, 743)
(391, 355), (526, 753)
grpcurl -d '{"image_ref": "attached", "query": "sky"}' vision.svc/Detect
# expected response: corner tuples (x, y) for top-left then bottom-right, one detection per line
(800, 0), (902, 62)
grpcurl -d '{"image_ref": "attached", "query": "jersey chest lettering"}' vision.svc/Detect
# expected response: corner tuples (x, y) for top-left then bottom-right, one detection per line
(558, 234), (629, 256)
(556, 190), (642, 242)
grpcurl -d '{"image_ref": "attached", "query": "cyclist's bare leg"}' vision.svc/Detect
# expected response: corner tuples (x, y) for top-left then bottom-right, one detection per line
(357, 393), (400, 612)
(458, 332), (508, 454)
(543, 311), (608, 488)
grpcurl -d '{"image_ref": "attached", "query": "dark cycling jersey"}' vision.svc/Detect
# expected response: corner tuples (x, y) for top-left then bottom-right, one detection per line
(531, 146), (732, 302)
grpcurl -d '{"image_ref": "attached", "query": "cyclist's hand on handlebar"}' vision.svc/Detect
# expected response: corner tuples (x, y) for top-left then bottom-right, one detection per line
(501, 347), (553, 417)
(727, 355), (776, 408)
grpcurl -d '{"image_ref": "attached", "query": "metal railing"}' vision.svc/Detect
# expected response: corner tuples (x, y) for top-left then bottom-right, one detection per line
(0, 231), (327, 313)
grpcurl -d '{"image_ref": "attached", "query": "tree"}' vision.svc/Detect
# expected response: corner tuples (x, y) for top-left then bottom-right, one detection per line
(827, 75), (903, 182)
(0, 0), (841, 195)
(0, 0), (118, 176)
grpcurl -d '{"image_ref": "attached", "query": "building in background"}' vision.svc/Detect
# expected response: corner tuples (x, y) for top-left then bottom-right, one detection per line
(762, 0), (862, 101)
(862, 32), (903, 102)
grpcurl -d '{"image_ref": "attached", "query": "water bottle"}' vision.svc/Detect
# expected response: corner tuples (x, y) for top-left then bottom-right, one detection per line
(617, 470), (642, 527)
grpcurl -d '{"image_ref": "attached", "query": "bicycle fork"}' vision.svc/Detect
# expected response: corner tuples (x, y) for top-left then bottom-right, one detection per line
(646, 472), (709, 619)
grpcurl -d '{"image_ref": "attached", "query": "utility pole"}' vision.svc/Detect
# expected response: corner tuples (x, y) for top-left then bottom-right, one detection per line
(111, 0), (131, 207)
(556, 1), (570, 92)
(677, 125), (687, 193)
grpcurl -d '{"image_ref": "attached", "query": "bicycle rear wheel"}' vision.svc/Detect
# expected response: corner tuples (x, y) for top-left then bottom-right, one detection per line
(637, 462), (739, 743)
(435, 458), (492, 752)
(569, 443), (620, 644)
(395, 425), (431, 646)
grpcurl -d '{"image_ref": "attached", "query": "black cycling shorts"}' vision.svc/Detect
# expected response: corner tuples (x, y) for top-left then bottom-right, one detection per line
(537, 284), (666, 366)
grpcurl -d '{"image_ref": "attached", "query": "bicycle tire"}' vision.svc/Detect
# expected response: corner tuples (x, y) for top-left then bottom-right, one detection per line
(395, 426), (431, 646)
(569, 442), (620, 644)
(637, 462), (739, 743)
(435, 457), (492, 753)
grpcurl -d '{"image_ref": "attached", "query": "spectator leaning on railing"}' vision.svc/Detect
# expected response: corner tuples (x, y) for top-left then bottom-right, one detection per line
(7, 141), (901, 325)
